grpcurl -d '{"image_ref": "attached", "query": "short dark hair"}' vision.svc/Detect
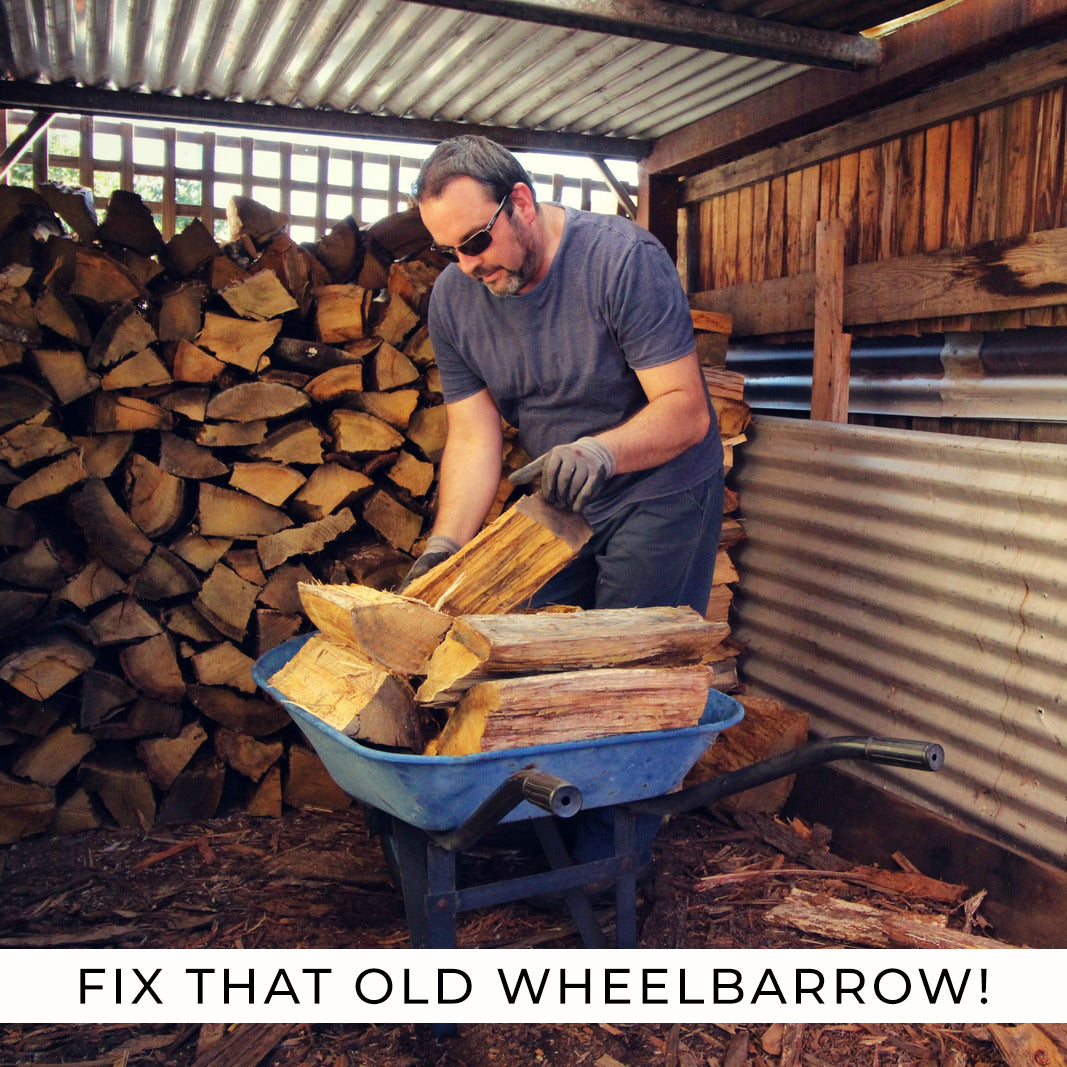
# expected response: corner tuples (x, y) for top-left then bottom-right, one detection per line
(412, 135), (536, 207)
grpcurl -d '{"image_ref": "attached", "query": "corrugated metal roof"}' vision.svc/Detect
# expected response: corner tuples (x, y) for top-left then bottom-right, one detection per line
(0, 0), (937, 146)
(732, 415), (1067, 867)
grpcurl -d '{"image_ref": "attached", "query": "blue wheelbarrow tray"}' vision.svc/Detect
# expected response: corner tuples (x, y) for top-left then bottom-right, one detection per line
(253, 632), (745, 832)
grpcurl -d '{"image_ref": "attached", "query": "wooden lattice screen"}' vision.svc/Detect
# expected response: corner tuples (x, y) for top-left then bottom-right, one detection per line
(1, 110), (631, 243)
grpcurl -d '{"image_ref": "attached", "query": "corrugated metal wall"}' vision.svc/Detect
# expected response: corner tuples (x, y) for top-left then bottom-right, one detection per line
(731, 415), (1067, 867)
(728, 327), (1067, 436)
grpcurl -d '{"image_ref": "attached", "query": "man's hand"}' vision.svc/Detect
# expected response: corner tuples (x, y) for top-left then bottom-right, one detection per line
(509, 436), (616, 511)
(397, 534), (461, 593)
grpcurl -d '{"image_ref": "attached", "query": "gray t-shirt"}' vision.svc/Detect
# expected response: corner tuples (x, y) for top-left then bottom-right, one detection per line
(427, 205), (723, 522)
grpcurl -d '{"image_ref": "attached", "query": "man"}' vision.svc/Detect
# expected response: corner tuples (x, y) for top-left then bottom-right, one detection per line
(404, 135), (724, 612)
(404, 135), (724, 873)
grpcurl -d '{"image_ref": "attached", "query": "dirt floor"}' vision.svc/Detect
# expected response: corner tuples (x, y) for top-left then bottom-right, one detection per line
(0, 802), (1054, 1067)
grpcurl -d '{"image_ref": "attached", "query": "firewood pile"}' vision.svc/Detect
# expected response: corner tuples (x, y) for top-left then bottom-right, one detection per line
(270, 494), (736, 756)
(0, 181), (750, 844)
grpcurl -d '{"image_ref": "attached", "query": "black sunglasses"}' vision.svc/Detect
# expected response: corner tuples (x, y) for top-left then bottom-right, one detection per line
(431, 193), (510, 261)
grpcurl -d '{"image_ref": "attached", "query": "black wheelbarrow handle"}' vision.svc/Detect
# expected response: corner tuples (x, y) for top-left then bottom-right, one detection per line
(625, 736), (945, 817)
(428, 769), (583, 852)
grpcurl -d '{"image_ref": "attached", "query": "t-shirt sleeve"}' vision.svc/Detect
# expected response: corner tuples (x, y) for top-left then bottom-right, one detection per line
(607, 235), (696, 370)
(426, 281), (487, 403)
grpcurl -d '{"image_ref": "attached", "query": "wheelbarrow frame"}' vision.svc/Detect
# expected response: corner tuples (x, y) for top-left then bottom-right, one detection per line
(369, 737), (944, 952)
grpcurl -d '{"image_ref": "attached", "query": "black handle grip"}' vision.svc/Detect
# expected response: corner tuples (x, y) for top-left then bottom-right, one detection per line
(859, 738), (944, 771)
(519, 770), (583, 817)
(628, 734), (945, 817)
(429, 768), (583, 850)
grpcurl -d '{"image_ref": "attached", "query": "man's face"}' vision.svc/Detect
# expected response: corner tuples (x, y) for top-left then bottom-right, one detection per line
(419, 176), (539, 297)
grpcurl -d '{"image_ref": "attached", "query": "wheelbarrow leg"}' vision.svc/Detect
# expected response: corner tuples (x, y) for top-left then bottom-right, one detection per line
(424, 840), (460, 950)
(613, 808), (638, 950)
(386, 819), (460, 1038)
(387, 818), (462, 951)
(532, 819), (609, 949)
(388, 818), (435, 949)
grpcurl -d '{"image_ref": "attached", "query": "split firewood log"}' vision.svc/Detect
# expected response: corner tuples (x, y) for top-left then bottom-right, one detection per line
(137, 722), (208, 789)
(219, 269), (299, 321)
(0, 633), (96, 701)
(30, 347), (98, 402)
(12, 723), (95, 787)
(97, 190), (166, 256)
(403, 493), (592, 614)
(267, 633), (432, 750)
(256, 508), (357, 571)
(213, 727), (283, 782)
(683, 695), (810, 814)
(766, 887), (1011, 949)
(194, 561), (262, 642)
(298, 582), (452, 676)
(205, 381), (310, 422)
(78, 754), (156, 828)
(37, 181), (98, 241)
(227, 196), (289, 247)
(428, 664), (715, 756)
(0, 771), (55, 844)
(282, 744), (351, 811)
(418, 606), (730, 706)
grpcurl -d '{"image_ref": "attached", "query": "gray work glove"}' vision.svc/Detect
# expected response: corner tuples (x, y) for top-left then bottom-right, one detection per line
(509, 436), (616, 512)
(397, 534), (460, 593)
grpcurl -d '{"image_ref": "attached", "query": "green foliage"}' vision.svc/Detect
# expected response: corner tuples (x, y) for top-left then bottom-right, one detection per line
(7, 163), (32, 187)
(134, 175), (164, 203)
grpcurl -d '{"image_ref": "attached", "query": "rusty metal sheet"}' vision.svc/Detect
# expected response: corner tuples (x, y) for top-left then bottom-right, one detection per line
(732, 415), (1067, 868)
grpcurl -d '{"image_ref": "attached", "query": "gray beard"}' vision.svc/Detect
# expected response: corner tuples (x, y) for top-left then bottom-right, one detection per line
(480, 215), (541, 297)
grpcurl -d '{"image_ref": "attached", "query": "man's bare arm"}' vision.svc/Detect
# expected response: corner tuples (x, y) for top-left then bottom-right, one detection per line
(431, 388), (505, 545)
(597, 351), (711, 473)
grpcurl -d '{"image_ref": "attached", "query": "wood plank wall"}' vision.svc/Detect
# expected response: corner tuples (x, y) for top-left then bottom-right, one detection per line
(684, 83), (1067, 339)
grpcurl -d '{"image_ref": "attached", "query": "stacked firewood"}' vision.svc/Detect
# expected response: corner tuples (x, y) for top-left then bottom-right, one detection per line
(0, 181), (749, 843)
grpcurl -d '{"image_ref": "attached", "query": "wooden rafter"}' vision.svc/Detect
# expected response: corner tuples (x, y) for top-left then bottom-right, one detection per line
(0, 110), (53, 181)
(408, 0), (882, 69)
(646, 0), (1067, 176)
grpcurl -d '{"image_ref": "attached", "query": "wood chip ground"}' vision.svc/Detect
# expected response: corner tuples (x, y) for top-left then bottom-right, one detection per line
(0, 804), (1042, 1066)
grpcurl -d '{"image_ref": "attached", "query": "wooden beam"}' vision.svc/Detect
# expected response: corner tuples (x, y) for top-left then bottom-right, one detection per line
(690, 225), (1067, 336)
(811, 219), (850, 422)
(591, 156), (637, 220)
(683, 36), (1067, 204)
(0, 111), (54, 181)
(0, 81), (651, 161)
(408, 0), (880, 69)
(637, 164), (680, 260)
(645, 0), (1067, 177)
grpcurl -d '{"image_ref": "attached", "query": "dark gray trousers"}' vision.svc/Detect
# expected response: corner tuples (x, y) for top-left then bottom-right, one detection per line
(529, 473), (726, 863)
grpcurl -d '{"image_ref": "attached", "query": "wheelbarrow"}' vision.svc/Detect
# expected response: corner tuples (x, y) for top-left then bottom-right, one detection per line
(254, 633), (944, 953)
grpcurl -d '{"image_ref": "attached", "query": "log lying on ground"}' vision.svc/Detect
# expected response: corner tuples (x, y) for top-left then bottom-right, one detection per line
(989, 1025), (1067, 1067)
(418, 606), (729, 706)
(403, 493), (592, 614)
(298, 581), (452, 676)
(766, 887), (1011, 949)
(267, 633), (432, 749)
(428, 664), (714, 755)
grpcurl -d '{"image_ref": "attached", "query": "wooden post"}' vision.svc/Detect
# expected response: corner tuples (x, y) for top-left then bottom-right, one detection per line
(162, 127), (177, 241)
(637, 165), (680, 263)
(811, 217), (851, 422)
